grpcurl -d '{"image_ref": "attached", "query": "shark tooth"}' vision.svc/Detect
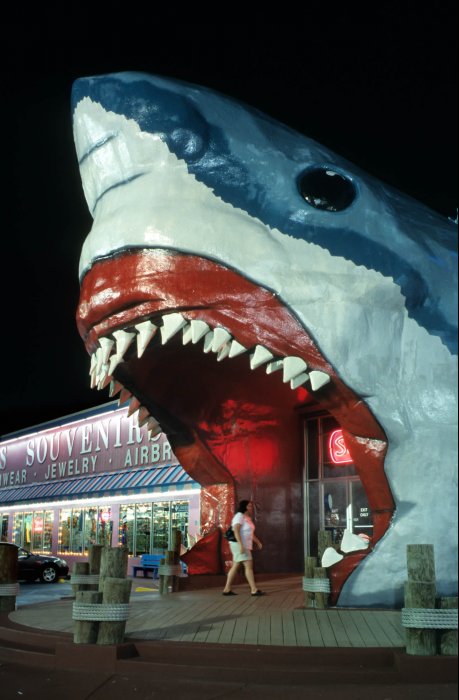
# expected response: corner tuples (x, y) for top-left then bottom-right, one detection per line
(89, 353), (97, 375)
(97, 372), (112, 391)
(118, 388), (133, 406)
(203, 330), (214, 353)
(182, 324), (193, 345)
(137, 406), (150, 427)
(290, 372), (309, 390)
(113, 329), (135, 358)
(95, 347), (103, 374)
(147, 417), (161, 438)
(136, 319), (158, 358)
(266, 359), (283, 375)
(340, 529), (369, 553)
(161, 313), (187, 344)
(99, 337), (115, 364)
(109, 379), (123, 397)
(97, 362), (110, 387)
(250, 345), (274, 370)
(228, 340), (247, 358)
(212, 327), (232, 353)
(283, 356), (308, 383)
(217, 344), (231, 361)
(127, 397), (141, 417)
(108, 353), (122, 376)
(190, 319), (210, 344)
(321, 547), (344, 568)
(309, 370), (331, 391)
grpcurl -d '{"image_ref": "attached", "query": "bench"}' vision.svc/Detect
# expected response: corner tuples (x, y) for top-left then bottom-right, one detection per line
(132, 553), (164, 579)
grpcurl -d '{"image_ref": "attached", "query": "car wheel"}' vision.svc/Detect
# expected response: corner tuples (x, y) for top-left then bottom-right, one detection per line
(40, 565), (58, 583)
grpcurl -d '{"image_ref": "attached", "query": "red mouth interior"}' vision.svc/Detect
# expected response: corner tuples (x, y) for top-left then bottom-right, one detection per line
(77, 249), (394, 602)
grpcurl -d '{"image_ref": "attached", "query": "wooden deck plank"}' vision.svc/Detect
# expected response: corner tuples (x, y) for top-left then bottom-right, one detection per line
(315, 611), (338, 647)
(244, 616), (259, 645)
(204, 619), (226, 644)
(346, 610), (381, 647)
(336, 609), (367, 647)
(231, 616), (248, 644)
(325, 610), (352, 647)
(292, 609), (310, 646)
(282, 610), (297, 646)
(217, 617), (238, 644)
(302, 610), (324, 647)
(380, 611), (406, 645)
(270, 611), (284, 646)
(364, 611), (403, 647)
(257, 611), (272, 646)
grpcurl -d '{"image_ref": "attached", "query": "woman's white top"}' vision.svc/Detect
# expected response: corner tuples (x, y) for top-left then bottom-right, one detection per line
(231, 512), (255, 549)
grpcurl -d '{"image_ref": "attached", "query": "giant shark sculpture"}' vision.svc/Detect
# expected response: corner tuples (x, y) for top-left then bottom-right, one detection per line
(72, 72), (457, 606)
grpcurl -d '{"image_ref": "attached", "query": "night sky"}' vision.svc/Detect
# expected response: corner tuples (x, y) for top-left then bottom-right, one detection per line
(1, 12), (457, 436)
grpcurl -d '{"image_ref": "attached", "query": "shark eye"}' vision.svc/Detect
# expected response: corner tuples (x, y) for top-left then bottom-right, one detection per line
(299, 168), (356, 211)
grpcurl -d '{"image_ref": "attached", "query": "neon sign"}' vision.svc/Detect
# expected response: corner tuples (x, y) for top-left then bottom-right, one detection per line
(328, 429), (353, 465)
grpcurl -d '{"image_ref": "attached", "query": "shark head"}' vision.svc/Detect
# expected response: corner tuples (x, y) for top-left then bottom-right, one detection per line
(72, 72), (457, 606)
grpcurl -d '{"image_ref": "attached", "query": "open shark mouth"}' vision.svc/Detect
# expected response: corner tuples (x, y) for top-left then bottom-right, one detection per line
(77, 247), (394, 604)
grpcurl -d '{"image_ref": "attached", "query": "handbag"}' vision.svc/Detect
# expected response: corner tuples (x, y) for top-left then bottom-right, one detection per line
(224, 526), (237, 542)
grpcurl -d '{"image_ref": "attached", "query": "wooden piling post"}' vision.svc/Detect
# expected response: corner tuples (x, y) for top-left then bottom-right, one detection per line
(71, 561), (90, 597)
(404, 544), (437, 655)
(73, 590), (103, 644)
(88, 544), (104, 591)
(159, 529), (182, 595)
(98, 547), (128, 593)
(304, 556), (317, 608)
(97, 577), (132, 645)
(314, 566), (329, 609)
(318, 530), (332, 562)
(440, 597), (458, 656)
(0, 543), (18, 613)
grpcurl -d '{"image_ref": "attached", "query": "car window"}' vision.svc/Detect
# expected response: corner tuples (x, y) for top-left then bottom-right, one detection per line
(18, 548), (29, 559)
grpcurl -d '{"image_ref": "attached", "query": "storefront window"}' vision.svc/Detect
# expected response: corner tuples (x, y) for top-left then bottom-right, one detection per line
(119, 504), (135, 553)
(11, 510), (53, 552)
(0, 513), (9, 542)
(171, 501), (189, 548)
(58, 506), (113, 553)
(118, 501), (189, 556)
(153, 502), (170, 550)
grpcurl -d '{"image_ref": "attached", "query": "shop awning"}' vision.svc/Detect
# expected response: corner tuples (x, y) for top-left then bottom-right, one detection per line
(0, 465), (198, 505)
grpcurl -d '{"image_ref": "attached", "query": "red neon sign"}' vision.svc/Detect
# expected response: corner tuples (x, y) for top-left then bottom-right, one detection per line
(328, 429), (353, 465)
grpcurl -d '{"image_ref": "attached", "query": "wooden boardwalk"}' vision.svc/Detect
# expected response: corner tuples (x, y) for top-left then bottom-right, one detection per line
(10, 575), (406, 649)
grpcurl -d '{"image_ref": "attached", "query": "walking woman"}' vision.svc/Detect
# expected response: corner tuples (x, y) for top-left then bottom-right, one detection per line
(222, 499), (265, 596)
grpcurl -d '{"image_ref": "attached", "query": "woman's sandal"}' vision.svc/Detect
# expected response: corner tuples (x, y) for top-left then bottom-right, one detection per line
(222, 591), (237, 596)
(251, 590), (265, 596)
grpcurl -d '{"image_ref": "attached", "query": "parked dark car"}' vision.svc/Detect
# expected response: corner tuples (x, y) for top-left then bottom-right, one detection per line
(15, 546), (69, 583)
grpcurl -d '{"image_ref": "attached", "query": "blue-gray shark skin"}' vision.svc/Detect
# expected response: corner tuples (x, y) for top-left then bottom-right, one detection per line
(72, 72), (457, 606)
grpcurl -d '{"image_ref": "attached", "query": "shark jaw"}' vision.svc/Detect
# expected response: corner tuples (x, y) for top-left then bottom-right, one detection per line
(77, 247), (393, 604)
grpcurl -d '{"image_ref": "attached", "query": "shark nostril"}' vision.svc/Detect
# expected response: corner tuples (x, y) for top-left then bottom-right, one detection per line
(298, 167), (356, 211)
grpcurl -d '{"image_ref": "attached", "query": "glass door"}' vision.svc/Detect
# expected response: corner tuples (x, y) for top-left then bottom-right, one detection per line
(304, 414), (373, 557)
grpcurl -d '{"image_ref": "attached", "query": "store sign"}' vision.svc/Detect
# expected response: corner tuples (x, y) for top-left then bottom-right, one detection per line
(328, 429), (353, 465)
(0, 406), (179, 487)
